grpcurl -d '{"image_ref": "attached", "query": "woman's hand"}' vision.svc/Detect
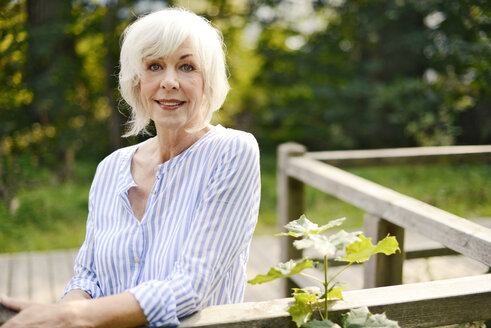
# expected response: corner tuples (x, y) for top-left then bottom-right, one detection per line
(0, 296), (83, 328)
(1, 292), (148, 328)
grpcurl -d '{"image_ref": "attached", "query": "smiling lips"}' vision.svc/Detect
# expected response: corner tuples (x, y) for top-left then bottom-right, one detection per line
(155, 99), (186, 110)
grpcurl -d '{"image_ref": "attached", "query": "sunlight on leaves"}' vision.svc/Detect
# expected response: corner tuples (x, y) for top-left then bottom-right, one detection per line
(248, 259), (313, 284)
(289, 295), (314, 327)
(339, 235), (399, 264)
(294, 234), (337, 257)
(326, 286), (345, 300)
(294, 229), (361, 258)
(342, 306), (399, 328)
(293, 286), (322, 298)
(276, 215), (346, 238)
(329, 230), (362, 252)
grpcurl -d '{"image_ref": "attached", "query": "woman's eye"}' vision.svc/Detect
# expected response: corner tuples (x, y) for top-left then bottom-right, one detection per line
(181, 64), (195, 72)
(149, 63), (161, 71)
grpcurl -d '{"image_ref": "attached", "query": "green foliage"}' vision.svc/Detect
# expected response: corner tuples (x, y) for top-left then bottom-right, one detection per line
(248, 215), (400, 327)
(248, 259), (313, 285)
(300, 306), (399, 328)
(247, 0), (491, 149)
(340, 235), (400, 264)
(276, 215), (345, 237)
(342, 306), (399, 328)
(0, 160), (95, 253)
(294, 229), (362, 259)
(289, 291), (317, 326)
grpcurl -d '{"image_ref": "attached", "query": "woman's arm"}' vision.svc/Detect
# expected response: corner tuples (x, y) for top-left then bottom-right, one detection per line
(1, 292), (147, 328)
(59, 290), (92, 303)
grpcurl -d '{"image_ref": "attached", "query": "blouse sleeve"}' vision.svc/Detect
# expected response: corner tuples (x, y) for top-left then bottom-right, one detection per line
(62, 186), (104, 299)
(127, 132), (261, 327)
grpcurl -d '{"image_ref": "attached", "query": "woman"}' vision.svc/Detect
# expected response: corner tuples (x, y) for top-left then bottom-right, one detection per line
(1, 8), (260, 327)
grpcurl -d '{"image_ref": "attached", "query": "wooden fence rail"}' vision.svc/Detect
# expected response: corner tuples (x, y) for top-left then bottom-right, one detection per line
(180, 274), (491, 328)
(278, 143), (491, 290)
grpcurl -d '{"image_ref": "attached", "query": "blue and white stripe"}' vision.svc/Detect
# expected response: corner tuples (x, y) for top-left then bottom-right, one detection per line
(63, 125), (261, 327)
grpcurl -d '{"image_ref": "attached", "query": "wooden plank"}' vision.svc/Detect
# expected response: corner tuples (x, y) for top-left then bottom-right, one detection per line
(405, 247), (457, 259)
(49, 249), (76, 301)
(29, 251), (54, 303)
(286, 156), (491, 266)
(179, 274), (491, 328)
(244, 236), (284, 302)
(307, 145), (491, 167)
(9, 252), (29, 299)
(363, 214), (405, 288)
(277, 143), (307, 296)
(0, 254), (10, 297)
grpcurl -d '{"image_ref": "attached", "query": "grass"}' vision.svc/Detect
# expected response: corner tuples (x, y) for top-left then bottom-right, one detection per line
(0, 152), (489, 252)
(0, 162), (95, 253)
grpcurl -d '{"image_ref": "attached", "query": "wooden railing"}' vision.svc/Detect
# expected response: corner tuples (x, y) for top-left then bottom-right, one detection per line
(181, 144), (491, 327)
(180, 274), (491, 328)
(277, 143), (491, 289)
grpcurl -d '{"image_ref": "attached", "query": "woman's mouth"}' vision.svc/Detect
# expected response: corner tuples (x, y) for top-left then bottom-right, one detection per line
(155, 99), (186, 110)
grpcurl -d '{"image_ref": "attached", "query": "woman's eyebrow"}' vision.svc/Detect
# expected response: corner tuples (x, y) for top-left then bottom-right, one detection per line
(180, 54), (193, 60)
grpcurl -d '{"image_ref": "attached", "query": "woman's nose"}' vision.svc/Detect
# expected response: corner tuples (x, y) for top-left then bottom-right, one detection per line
(160, 70), (179, 89)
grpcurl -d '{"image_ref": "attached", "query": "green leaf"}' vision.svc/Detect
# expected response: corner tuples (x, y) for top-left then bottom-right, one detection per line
(328, 230), (362, 252)
(276, 215), (345, 238)
(340, 235), (400, 264)
(247, 259), (313, 284)
(342, 306), (400, 328)
(293, 291), (319, 305)
(294, 229), (362, 258)
(302, 319), (342, 328)
(294, 234), (337, 257)
(292, 286), (322, 298)
(326, 286), (345, 300)
(289, 292), (315, 327)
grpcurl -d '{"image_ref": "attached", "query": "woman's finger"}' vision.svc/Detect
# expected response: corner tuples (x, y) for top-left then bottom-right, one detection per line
(0, 296), (36, 312)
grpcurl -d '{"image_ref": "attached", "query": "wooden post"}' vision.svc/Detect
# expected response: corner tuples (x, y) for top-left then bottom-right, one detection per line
(277, 143), (306, 296)
(363, 213), (405, 288)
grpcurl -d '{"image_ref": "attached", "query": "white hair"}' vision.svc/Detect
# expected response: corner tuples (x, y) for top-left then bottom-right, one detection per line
(119, 8), (230, 136)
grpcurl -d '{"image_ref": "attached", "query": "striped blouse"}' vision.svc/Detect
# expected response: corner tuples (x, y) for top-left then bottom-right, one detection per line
(63, 125), (261, 327)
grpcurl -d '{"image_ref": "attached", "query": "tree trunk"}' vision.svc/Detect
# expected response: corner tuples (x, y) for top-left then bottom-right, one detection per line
(26, 0), (80, 179)
(103, 0), (122, 151)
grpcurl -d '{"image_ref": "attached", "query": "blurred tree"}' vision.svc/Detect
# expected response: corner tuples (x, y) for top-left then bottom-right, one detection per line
(247, 0), (491, 150)
(25, 0), (84, 178)
(0, 0), (31, 204)
(1, 0), (489, 207)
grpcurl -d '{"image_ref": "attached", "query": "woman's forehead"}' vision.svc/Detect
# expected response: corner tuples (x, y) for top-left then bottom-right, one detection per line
(143, 38), (197, 60)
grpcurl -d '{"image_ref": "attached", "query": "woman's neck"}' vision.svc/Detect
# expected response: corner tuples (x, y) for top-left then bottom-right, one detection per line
(151, 124), (211, 163)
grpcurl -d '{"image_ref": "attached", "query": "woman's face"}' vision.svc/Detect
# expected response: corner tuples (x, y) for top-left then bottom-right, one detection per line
(139, 38), (204, 133)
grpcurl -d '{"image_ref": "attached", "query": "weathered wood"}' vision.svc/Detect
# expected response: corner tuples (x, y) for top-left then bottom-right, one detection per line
(363, 214), (405, 288)
(277, 143), (307, 296)
(9, 252), (29, 299)
(50, 249), (77, 301)
(286, 156), (491, 266)
(0, 254), (10, 296)
(307, 145), (491, 167)
(30, 251), (53, 303)
(245, 236), (283, 302)
(180, 274), (491, 328)
(405, 247), (458, 259)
